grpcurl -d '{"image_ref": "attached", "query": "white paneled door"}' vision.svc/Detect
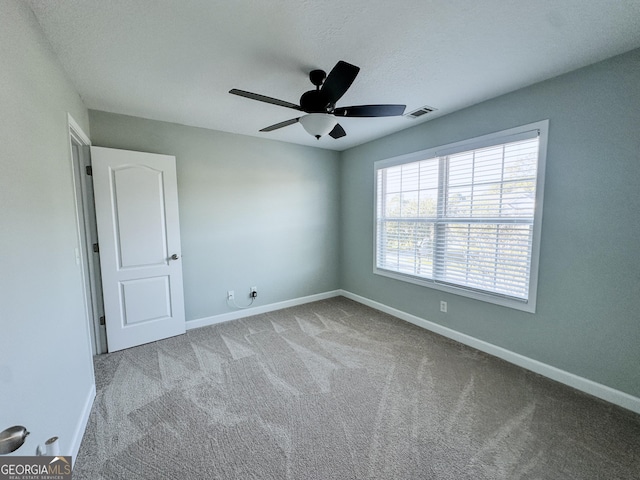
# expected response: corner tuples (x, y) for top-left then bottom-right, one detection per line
(91, 147), (185, 352)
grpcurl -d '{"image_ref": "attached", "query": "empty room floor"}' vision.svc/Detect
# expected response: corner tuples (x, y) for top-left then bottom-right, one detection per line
(73, 297), (640, 479)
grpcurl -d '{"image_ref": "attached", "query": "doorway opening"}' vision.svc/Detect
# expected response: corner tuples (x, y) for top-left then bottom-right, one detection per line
(68, 114), (107, 354)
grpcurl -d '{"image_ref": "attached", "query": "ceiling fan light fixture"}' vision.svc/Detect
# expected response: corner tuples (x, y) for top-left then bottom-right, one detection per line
(231, 61), (405, 140)
(299, 113), (337, 139)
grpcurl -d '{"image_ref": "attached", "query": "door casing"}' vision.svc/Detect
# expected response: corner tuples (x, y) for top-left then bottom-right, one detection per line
(68, 114), (107, 355)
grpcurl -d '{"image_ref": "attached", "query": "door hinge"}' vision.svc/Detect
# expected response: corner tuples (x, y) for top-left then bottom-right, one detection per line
(99, 316), (106, 326)
(85, 165), (93, 176)
(93, 243), (99, 253)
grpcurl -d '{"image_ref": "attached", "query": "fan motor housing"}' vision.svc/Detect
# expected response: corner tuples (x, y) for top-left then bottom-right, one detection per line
(300, 90), (332, 113)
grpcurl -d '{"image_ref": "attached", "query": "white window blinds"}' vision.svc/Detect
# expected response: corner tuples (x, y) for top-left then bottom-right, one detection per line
(375, 124), (546, 309)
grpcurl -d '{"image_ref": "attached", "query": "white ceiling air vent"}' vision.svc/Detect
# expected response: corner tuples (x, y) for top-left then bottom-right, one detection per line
(406, 105), (437, 119)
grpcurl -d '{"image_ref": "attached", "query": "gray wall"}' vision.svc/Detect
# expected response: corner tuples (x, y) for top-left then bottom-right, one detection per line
(88, 111), (341, 322)
(340, 48), (640, 397)
(0, 0), (94, 456)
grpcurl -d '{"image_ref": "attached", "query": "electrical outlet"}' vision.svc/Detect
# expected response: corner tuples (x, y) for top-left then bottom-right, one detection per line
(250, 286), (258, 298)
(440, 301), (448, 313)
(227, 290), (234, 300)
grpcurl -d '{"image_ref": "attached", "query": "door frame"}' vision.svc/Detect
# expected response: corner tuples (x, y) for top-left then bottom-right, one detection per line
(68, 114), (107, 354)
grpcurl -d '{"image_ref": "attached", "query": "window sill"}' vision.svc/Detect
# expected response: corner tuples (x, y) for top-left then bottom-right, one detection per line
(374, 267), (537, 313)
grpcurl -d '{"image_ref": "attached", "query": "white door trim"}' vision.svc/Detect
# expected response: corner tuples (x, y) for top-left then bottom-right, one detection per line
(68, 113), (90, 144)
(67, 113), (106, 355)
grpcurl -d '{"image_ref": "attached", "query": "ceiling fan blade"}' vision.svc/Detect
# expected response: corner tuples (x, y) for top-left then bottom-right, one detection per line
(321, 61), (360, 105)
(230, 89), (302, 111)
(334, 104), (406, 117)
(259, 117), (300, 132)
(329, 123), (346, 139)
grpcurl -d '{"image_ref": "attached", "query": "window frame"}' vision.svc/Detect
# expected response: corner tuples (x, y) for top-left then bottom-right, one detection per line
(373, 120), (548, 313)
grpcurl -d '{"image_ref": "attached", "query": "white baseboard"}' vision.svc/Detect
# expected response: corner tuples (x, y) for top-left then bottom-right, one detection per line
(185, 288), (639, 414)
(187, 290), (342, 330)
(70, 383), (95, 465)
(339, 290), (640, 415)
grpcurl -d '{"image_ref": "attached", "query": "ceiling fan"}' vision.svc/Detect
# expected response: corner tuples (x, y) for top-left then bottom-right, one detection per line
(229, 61), (406, 140)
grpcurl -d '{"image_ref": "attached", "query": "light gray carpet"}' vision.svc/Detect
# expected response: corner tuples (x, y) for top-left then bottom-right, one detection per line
(73, 297), (640, 479)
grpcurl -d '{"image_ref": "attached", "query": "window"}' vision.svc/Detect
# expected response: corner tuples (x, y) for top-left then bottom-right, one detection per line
(374, 121), (548, 312)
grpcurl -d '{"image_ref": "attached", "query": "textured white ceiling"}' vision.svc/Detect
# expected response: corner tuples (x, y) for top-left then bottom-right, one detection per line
(25, 0), (640, 151)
